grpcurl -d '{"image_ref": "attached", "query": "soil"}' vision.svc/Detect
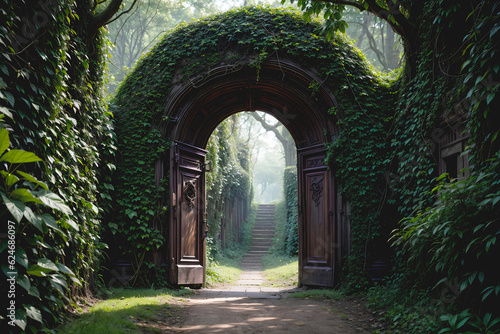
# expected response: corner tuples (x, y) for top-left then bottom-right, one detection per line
(143, 287), (388, 334)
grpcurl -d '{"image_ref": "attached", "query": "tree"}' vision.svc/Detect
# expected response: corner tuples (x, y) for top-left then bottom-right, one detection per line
(250, 111), (296, 167)
(344, 8), (402, 71)
(284, 0), (419, 74)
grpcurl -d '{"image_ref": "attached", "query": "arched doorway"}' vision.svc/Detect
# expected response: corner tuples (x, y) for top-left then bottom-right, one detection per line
(161, 58), (340, 287)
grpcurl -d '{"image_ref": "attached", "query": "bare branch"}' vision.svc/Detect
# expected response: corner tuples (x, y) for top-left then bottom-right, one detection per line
(88, 0), (140, 40)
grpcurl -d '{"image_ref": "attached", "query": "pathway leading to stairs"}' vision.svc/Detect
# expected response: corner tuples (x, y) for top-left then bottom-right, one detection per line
(236, 204), (275, 288)
(165, 204), (379, 333)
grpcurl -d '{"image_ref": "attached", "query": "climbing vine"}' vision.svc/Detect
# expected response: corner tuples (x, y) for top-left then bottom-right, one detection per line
(111, 5), (397, 287)
(0, 0), (113, 332)
(365, 1), (500, 332)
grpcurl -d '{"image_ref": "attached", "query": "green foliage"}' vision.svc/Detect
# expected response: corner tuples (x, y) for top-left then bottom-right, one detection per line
(283, 167), (298, 256)
(392, 157), (500, 314)
(0, 129), (81, 332)
(112, 5), (394, 287)
(1, 1), (114, 331)
(269, 200), (287, 253)
(364, 1), (500, 332)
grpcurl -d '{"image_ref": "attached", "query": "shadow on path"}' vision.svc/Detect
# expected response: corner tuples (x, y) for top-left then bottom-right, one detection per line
(172, 287), (373, 333)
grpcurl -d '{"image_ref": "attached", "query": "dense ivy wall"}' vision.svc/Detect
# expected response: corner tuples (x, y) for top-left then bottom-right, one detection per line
(111, 6), (396, 286)
(368, 1), (500, 331)
(0, 1), (112, 332)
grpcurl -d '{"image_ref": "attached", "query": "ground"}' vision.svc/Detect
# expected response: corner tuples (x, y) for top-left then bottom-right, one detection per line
(134, 287), (388, 334)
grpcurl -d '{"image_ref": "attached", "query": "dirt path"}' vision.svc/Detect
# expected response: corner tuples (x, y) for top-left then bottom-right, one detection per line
(165, 287), (385, 334)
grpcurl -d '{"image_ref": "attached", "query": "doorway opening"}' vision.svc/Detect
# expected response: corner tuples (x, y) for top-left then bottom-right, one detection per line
(203, 111), (299, 288)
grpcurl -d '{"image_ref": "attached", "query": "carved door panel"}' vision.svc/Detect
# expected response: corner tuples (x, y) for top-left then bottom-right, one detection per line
(169, 141), (207, 285)
(297, 145), (336, 287)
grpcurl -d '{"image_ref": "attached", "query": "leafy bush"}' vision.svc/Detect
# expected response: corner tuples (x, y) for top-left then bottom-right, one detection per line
(392, 157), (500, 311)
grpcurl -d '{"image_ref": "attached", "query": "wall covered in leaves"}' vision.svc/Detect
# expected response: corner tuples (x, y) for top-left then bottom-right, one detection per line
(366, 1), (500, 332)
(0, 0), (113, 332)
(110, 5), (396, 288)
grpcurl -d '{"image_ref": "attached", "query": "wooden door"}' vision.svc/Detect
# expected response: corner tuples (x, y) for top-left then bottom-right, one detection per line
(297, 145), (336, 287)
(169, 141), (208, 285)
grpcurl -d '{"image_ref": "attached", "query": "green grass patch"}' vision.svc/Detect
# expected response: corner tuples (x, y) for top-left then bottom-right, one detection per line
(58, 288), (191, 334)
(262, 253), (298, 287)
(288, 289), (344, 300)
(205, 255), (243, 287)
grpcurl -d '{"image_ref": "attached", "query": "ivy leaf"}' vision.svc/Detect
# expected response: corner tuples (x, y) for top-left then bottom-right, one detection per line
(0, 128), (9, 155)
(0, 149), (43, 164)
(1, 193), (25, 223)
(41, 213), (64, 234)
(16, 274), (31, 293)
(23, 206), (46, 233)
(61, 218), (79, 231)
(17, 170), (49, 190)
(14, 309), (27, 331)
(15, 247), (28, 269)
(10, 188), (44, 205)
(56, 263), (82, 286)
(1, 171), (19, 189)
(25, 305), (43, 324)
(0, 76), (6, 89)
(34, 189), (72, 215)
(27, 258), (59, 276)
(1, 91), (15, 107)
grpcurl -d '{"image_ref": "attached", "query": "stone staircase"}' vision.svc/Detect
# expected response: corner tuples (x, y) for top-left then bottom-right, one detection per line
(237, 204), (275, 286)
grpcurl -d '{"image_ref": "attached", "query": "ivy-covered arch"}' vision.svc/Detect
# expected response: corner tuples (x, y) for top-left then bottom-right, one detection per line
(111, 6), (395, 287)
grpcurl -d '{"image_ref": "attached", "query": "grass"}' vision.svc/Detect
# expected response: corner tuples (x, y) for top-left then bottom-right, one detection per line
(58, 288), (191, 334)
(262, 253), (299, 287)
(287, 288), (344, 300)
(205, 255), (243, 287)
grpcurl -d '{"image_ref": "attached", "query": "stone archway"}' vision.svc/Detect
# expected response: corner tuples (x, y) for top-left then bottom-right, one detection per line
(110, 7), (378, 288)
(161, 58), (341, 287)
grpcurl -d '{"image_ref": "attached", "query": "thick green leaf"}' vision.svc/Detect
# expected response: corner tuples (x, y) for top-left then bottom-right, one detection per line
(27, 258), (59, 276)
(10, 188), (44, 205)
(61, 218), (79, 231)
(29, 285), (40, 298)
(16, 171), (49, 190)
(1, 193), (25, 223)
(0, 106), (12, 119)
(34, 189), (72, 214)
(0, 170), (19, 189)
(55, 263), (81, 285)
(41, 213), (65, 234)
(23, 206), (46, 233)
(14, 309), (27, 330)
(15, 247), (28, 269)
(55, 262), (77, 277)
(0, 128), (9, 156)
(16, 274), (31, 293)
(0, 149), (43, 164)
(25, 305), (43, 323)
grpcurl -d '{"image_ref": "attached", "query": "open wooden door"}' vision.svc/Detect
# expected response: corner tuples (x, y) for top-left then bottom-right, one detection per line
(169, 141), (208, 286)
(297, 144), (336, 287)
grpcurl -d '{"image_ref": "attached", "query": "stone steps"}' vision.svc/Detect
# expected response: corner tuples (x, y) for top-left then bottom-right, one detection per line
(237, 204), (275, 286)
